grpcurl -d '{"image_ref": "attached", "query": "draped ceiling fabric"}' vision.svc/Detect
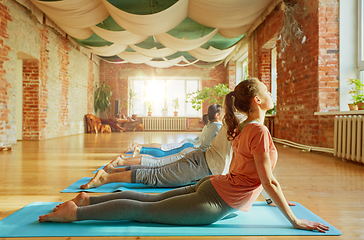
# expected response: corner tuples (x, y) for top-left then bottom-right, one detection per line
(29, 0), (273, 68)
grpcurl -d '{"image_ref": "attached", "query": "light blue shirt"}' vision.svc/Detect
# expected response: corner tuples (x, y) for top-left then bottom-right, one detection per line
(194, 122), (223, 152)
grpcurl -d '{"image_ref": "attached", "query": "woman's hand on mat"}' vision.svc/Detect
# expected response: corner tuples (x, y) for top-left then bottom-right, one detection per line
(294, 219), (329, 233)
(268, 201), (296, 207)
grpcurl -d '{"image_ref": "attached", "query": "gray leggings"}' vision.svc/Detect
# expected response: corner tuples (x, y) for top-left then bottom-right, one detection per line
(77, 176), (236, 225)
(130, 149), (211, 187)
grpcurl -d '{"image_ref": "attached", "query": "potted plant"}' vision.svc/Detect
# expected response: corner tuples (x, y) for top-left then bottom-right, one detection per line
(94, 82), (112, 118)
(348, 78), (364, 110)
(124, 89), (138, 119)
(172, 98), (179, 116)
(146, 101), (153, 116)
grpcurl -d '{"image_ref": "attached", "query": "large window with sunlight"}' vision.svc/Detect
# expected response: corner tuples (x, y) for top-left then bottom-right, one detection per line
(130, 77), (200, 117)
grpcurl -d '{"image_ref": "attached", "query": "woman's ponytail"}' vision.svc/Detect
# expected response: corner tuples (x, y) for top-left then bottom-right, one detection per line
(223, 92), (239, 141)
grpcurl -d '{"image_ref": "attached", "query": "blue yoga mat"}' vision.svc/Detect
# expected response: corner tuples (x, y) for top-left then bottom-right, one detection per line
(61, 177), (180, 193)
(0, 202), (341, 237)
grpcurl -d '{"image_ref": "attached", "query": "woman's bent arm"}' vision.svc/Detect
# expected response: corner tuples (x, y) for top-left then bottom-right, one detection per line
(253, 152), (329, 233)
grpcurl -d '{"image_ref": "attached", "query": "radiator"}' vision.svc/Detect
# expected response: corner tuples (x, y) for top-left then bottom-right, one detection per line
(143, 117), (187, 131)
(334, 115), (364, 163)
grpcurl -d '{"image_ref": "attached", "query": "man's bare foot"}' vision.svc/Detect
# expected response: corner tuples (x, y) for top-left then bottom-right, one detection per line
(39, 201), (77, 223)
(53, 192), (90, 212)
(80, 170), (108, 189)
(132, 145), (141, 157)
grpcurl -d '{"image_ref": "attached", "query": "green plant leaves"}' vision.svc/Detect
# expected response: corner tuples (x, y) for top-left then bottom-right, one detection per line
(348, 78), (364, 104)
(94, 82), (112, 114)
(186, 83), (231, 111)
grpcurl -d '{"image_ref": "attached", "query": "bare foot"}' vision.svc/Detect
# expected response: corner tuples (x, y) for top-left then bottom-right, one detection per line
(132, 145), (141, 157)
(39, 201), (77, 223)
(123, 142), (140, 153)
(103, 163), (117, 173)
(53, 192), (90, 212)
(80, 170), (108, 189)
(109, 156), (125, 168)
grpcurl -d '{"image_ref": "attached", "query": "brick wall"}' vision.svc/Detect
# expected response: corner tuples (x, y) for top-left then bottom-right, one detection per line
(318, 1), (339, 112)
(22, 60), (39, 140)
(258, 49), (271, 90)
(38, 25), (49, 140)
(249, 0), (339, 148)
(0, 2), (12, 143)
(57, 37), (70, 136)
(100, 61), (229, 118)
(227, 62), (236, 89)
(87, 57), (94, 114)
(0, 0), (100, 143)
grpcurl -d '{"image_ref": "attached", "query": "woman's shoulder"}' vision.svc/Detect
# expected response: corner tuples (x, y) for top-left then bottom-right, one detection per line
(241, 122), (269, 136)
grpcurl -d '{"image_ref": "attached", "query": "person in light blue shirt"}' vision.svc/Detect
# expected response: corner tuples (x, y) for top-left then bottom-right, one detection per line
(123, 105), (222, 158)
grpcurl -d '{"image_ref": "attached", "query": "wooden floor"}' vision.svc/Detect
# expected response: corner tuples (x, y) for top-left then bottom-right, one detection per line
(0, 131), (363, 240)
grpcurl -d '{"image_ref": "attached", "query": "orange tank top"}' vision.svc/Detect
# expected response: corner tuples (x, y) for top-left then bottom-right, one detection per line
(210, 122), (277, 211)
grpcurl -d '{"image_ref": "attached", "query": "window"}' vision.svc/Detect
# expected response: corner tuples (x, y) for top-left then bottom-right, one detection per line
(359, 0), (364, 82)
(236, 51), (249, 85)
(130, 77), (200, 117)
(338, 0), (358, 110)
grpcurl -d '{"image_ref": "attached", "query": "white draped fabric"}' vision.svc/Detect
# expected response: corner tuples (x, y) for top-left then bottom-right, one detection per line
(60, 26), (93, 40)
(188, 0), (272, 28)
(30, 0), (108, 29)
(88, 44), (128, 57)
(90, 26), (149, 45)
(188, 46), (236, 62)
(154, 29), (219, 51)
(27, 0), (273, 67)
(145, 56), (189, 68)
(117, 52), (153, 64)
(102, 0), (188, 36)
(130, 45), (177, 58)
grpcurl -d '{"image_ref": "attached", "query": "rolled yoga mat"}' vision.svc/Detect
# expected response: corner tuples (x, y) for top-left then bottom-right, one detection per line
(0, 202), (341, 238)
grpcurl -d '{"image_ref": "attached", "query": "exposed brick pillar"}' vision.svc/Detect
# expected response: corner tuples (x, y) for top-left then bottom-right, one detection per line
(38, 26), (49, 139)
(87, 58), (94, 114)
(228, 61), (236, 89)
(0, 2), (12, 143)
(258, 49), (272, 90)
(317, 1), (339, 112)
(58, 37), (70, 135)
(22, 60), (40, 140)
